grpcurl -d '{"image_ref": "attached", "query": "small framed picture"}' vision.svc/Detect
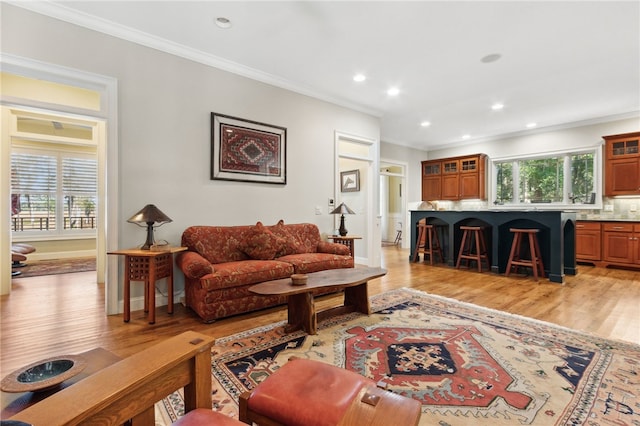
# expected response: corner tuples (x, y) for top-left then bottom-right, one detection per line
(340, 169), (360, 192)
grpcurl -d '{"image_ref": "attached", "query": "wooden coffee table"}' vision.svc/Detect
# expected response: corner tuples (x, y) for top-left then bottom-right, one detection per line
(249, 266), (387, 335)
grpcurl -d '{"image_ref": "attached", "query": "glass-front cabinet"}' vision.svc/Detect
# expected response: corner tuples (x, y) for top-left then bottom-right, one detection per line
(604, 132), (640, 196)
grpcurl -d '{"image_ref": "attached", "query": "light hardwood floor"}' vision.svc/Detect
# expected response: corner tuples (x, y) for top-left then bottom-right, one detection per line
(2, 246), (639, 379)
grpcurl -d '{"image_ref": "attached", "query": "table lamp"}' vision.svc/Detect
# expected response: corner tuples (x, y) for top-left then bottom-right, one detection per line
(330, 202), (355, 236)
(127, 204), (172, 250)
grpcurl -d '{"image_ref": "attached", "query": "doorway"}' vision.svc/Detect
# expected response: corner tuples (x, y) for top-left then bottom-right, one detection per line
(380, 160), (407, 249)
(1, 55), (118, 316)
(335, 131), (379, 267)
(8, 108), (100, 269)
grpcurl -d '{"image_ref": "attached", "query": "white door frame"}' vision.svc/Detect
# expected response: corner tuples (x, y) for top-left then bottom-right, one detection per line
(334, 131), (380, 267)
(380, 158), (409, 248)
(0, 53), (119, 315)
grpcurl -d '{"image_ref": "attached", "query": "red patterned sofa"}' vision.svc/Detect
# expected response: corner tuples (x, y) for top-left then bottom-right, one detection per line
(176, 221), (354, 322)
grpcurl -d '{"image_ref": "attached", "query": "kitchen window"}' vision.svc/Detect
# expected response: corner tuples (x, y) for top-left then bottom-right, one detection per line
(492, 148), (599, 208)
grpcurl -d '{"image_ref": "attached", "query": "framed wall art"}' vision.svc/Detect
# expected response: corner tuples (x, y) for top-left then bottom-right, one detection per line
(211, 113), (287, 184)
(340, 169), (360, 192)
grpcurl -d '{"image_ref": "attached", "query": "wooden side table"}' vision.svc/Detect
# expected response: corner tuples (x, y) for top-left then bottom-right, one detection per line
(328, 235), (362, 258)
(108, 247), (187, 324)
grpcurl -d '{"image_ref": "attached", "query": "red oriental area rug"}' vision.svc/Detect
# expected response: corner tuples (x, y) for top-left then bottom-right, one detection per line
(157, 288), (640, 425)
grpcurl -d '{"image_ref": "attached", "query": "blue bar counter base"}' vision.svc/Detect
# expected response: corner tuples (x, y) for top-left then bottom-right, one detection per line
(410, 210), (577, 283)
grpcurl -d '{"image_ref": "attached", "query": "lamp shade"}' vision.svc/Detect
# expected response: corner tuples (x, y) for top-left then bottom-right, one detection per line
(330, 202), (355, 215)
(127, 204), (172, 249)
(330, 202), (354, 236)
(127, 204), (172, 226)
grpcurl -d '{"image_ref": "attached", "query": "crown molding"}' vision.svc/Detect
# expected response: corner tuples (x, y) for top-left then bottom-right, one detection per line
(8, 1), (383, 118)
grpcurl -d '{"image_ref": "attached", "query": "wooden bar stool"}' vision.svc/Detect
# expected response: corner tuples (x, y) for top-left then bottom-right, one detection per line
(505, 228), (545, 281)
(456, 226), (489, 272)
(412, 221), (443, 264)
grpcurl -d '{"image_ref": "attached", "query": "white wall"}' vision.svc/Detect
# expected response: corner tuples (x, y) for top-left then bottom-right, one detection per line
(426, 117), (639, 160)
(1, 5), (380, 301)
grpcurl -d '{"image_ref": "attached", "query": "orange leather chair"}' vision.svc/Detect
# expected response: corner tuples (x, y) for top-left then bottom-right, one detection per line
(238, 358), (421, 426)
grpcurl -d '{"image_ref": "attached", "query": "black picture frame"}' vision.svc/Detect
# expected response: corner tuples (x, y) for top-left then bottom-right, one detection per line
(211, 113), (287, 184)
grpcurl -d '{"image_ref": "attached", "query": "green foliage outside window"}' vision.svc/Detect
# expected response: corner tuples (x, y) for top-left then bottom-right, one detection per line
(494, 151), (595, 206)
(570, 153), (594, 203)
(519, 157), (564, 203)
(495, 163), (513, 204)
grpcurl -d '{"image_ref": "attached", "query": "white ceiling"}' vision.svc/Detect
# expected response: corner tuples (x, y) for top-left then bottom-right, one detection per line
(15, 1), (640, 150)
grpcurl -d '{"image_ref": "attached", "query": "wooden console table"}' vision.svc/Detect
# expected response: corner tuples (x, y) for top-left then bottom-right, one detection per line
(328, 235), (362, 258)
(108, 247), (187, 324)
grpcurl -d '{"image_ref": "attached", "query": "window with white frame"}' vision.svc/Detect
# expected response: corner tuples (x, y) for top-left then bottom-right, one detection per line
(11, 145), (97, 236)
(492, 148), (598, 207)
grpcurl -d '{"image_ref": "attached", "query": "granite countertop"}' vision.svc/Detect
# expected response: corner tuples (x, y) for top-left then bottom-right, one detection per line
(576, 217), (640, 222)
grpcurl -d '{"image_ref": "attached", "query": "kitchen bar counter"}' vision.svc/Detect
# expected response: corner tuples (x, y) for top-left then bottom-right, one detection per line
(410, 210), (577, 283)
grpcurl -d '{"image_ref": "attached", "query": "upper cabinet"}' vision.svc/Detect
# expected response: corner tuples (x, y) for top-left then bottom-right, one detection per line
(421, 162), (442, 201)
(422, 154), (487, 201)
(604, 131), (640, 196)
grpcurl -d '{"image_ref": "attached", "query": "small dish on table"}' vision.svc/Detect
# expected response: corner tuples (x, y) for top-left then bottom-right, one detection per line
(1, 355), (87, 393)
(290, 274), (308, 286)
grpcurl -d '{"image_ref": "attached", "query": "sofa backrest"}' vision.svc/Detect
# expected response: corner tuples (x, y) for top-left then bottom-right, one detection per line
(182, 225), (253, 264)
(181, 222), (323, 264)
(269, 222), (321, 254)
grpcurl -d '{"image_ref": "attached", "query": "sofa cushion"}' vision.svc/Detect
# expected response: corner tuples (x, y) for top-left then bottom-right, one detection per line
(198, 260), (294, 291)
(317, 240), (351, 256)
(240, 222), (288, 260)
(270, 220), (305, 255)
(182, 226), (251, 264)
(277, 252), (354, 274)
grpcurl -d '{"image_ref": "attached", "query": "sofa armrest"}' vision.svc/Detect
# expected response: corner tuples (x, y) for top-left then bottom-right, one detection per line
(317, 241), (351, 256)
(8, 331), (214, 426)
(176, 251), (214, 279)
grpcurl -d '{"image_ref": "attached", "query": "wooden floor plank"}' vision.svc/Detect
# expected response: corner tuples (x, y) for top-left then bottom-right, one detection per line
(2, 246), (640, 379)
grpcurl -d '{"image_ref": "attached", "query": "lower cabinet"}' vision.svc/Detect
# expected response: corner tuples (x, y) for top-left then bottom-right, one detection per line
(603, 222), (640, 266)
(576, 221), (601, 262)
(576, 221), (640, 269)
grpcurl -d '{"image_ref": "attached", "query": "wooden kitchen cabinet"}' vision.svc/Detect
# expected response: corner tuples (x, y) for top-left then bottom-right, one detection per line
(576, 221), (601, 262)
(604, 131), (640, 196)
(602, 222), (640, 266)
(460, 156), (485, 199)
(421, 161), (441, 200)
(441, 159), (459, 200)
(421, 154), (486, 201)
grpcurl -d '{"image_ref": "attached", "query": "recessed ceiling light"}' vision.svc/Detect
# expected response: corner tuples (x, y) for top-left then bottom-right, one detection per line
(481, 53), (502, 63)
(526, 122), (538, 129)
(491, 103), (504, 111)
(387, 87), (400, 96)
(420, 121), (431, 127)
(462, 134), (471, 140)
(215, 17), (232, 29)
(353, 74), (366, 82)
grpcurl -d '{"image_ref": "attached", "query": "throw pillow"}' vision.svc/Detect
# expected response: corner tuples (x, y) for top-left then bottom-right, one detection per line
(271, 219), (304, 256)
(241, 222), (287, 260)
